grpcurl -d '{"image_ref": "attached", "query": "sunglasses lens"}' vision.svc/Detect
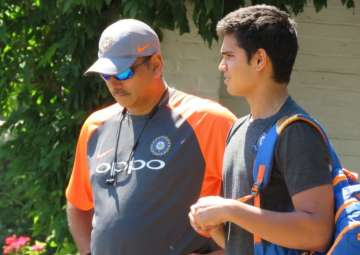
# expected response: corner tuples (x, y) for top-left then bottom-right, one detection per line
(115, 69), (134, 80)
(100, 68), (135, 81)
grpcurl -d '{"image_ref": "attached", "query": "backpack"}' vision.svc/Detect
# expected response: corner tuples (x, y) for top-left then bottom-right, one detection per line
(239, 113), (360, 255)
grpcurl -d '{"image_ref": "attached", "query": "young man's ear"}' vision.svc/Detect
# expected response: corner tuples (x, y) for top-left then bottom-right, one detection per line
(253, 48), (268, 72)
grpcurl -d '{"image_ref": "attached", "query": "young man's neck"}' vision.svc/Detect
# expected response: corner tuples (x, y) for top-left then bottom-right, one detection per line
(247, 81), (289, 120)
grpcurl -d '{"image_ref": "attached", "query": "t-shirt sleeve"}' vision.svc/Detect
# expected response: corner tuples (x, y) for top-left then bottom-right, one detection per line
(275, 122), (332, 196)
(197, 111), (236, 197)
(65, 121), (94, 210)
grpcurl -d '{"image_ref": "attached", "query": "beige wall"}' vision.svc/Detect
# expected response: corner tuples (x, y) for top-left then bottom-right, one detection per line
(161, 0), (360, 172)
(291, 1), (360, 172)
(161, 29), (221, 100)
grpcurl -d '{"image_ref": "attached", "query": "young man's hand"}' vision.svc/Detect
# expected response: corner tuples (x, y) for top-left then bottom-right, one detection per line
(189, 196), (232, 232)
(189, 197), (231, 249)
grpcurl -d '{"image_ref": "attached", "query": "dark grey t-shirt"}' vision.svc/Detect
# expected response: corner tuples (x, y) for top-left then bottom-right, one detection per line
(223, 97), (332, 255)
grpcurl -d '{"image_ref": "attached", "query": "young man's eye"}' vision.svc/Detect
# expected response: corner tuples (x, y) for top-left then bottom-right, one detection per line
(219, 53), (234, 63)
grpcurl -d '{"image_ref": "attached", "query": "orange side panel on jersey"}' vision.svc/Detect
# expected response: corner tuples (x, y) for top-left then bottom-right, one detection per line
(168, 95), (236, 198)
(66, 104), (121, 210)
(191, 112), (235, 197)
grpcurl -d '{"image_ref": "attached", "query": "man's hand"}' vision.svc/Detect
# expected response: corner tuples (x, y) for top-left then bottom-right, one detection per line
(189, 196), (230, 248)
(189, 196), (231, 230)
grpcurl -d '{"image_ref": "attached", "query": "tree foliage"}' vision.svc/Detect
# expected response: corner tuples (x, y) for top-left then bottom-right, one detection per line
(0, 0), (354, 253)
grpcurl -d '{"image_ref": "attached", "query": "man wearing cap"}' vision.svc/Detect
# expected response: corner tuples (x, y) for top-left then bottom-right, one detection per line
(65, 19), (236, 255)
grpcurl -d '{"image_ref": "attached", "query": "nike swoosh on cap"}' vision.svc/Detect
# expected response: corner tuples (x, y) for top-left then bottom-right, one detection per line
(136, 43), (150, 53)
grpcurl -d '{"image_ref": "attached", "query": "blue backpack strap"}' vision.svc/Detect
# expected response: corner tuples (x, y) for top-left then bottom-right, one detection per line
(250, 113), (360, 255)
(252, 113), (342, 193)
(250, 114), (340, 251)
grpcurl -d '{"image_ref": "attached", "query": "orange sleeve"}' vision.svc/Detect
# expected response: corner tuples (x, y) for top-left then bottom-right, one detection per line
(187, 107), (236, 197)
(65, 104), (122, 210)
(65, 119), (95, 211)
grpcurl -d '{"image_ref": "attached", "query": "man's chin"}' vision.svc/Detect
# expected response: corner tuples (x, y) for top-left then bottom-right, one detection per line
(225, 85), (237, 96)
(226, 86), (245, 97)
(114, 97), (132, 108)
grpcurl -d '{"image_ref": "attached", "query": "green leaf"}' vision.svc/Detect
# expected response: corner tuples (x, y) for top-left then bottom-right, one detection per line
(33, 215), (40, 225)
(123, 1), (139, 18)
(38, 43), (59, 67)
(49, 240), (58, 248)
(204, 0), (215, 15)
(62, 0), (75, 13)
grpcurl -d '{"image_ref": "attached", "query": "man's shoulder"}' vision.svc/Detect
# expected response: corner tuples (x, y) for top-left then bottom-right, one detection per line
(226, 114), (249, 141)
(279, 119), (325, 143)
(234, 115), (250, 126)
(169, 88), (236, 121)
(84, 103), (121, 127)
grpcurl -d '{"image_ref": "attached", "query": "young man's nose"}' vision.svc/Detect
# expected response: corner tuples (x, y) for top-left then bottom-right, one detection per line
(218, 59), (227, 72)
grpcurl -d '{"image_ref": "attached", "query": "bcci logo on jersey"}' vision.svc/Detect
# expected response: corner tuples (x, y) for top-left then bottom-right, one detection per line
(150, 136), (171, 156)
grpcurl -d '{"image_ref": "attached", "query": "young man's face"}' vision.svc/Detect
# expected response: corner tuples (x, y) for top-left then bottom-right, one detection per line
(218, 34), (257, 97)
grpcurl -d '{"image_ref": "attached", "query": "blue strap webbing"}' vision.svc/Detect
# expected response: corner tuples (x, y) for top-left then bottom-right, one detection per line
(252, 114), (342, 192)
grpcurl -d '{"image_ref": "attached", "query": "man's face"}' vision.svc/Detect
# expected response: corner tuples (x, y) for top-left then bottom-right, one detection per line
(218, 34), (257, 97)
(103, 55), (160, 113)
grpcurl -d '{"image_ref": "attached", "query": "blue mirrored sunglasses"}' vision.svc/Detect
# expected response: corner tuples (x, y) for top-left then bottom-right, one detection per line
(101, 68), (134, 81)
(101, 55), (152, 81)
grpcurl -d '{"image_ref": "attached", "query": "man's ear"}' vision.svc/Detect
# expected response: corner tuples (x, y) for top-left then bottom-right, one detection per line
(150, 54), (163, 78)
(253, 48), (268, 72)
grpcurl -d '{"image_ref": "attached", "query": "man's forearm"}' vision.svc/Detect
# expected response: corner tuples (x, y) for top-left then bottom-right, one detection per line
(67, 202), (93, 255)
(192, 186), (333, 252)
(225, 200), (332, 251)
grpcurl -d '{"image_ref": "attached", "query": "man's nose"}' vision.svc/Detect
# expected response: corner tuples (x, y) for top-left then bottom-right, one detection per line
(218, 59), (227, 72)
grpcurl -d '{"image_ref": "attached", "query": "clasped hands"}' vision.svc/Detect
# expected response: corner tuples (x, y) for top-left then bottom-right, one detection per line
(188, 196), (232, 236)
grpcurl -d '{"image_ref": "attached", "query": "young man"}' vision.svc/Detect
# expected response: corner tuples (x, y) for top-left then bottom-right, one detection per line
(65, 19), (235, 255)
(189, 5), (334, 255)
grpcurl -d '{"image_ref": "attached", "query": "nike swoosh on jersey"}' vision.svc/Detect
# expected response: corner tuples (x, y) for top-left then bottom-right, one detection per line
(96, 148), (113, 159)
